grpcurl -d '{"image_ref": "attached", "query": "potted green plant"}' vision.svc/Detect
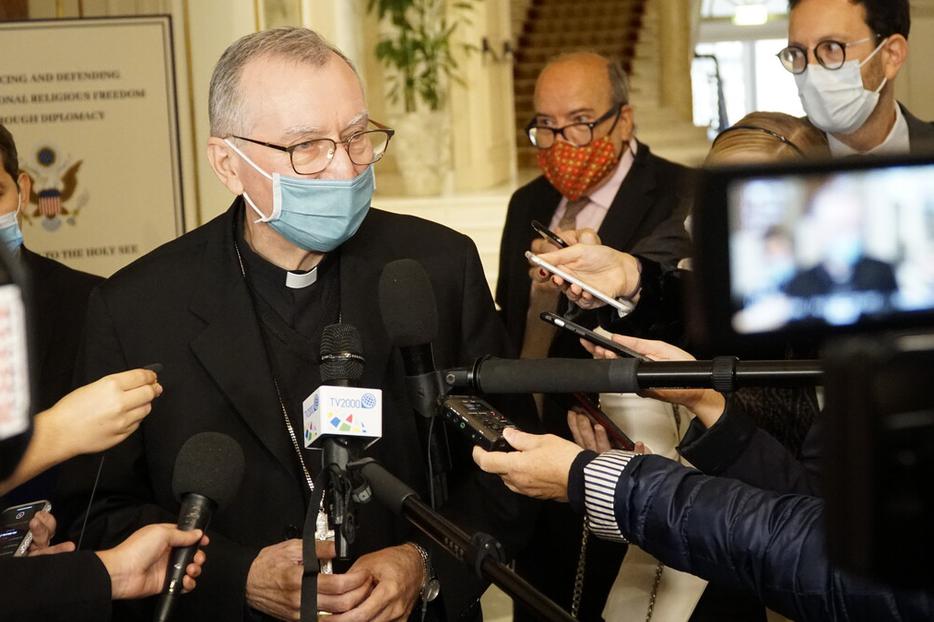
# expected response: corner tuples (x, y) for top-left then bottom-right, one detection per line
(366, 0), (476, 195)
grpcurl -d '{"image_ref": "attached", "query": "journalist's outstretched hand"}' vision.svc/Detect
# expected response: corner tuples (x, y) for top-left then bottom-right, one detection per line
(532, 233), (641, 310)
(0, 369), (162, 495)
(472, 428), (582, 501)
(96, 524), (208, 599)
(582, 333), (726, 427)
(26, 511), (74, 556)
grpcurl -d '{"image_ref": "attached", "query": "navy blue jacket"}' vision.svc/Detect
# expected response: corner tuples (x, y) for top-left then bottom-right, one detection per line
(568, 452), (934, 621)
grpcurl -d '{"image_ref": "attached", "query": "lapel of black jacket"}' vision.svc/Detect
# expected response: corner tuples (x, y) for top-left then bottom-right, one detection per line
(513, 178), (562, 332)
(337, 213), (392, 391)
(19, 247), (53, 374)
(187, 202), (299, 479)
(530, 178), (562, 228)
(900, 103), (934, 154)
(596, 141), (658, 251)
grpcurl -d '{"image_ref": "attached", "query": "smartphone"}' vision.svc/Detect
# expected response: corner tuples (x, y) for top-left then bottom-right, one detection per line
(571, 393), (636, 451)
(539, 311), (650, 361)
(0, 500), (51, 557)
(525, 251), (635, 315)
(531, 220), (569, 249)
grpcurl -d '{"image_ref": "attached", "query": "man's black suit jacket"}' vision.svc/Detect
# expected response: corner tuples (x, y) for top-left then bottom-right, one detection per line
(902, 103), (934, 152)
(58, 202), (536, 621)
(496, 141), (693, 355)
(21, 246), (102, 413)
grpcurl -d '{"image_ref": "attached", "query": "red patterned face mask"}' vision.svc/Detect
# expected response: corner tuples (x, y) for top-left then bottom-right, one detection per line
(537, 137), (620, 201)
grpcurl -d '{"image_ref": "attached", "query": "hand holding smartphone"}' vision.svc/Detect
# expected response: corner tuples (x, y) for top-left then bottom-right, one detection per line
(539, 311), (649, 360)
(531, 220), (570, 249)
(571, 393), (635, 451)
(525, 251), (635, 315)
(0, 500), (51, 557)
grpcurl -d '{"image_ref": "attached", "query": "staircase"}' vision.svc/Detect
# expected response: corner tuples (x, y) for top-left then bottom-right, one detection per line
(512, 0), (710, 169)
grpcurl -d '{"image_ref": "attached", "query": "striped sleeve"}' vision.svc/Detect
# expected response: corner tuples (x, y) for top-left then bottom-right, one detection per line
(583, 449), (638, 542)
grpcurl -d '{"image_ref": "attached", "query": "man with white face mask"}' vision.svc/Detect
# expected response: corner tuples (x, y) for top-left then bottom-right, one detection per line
(783, 0), (934, 156)
(56, 27), (538, 622)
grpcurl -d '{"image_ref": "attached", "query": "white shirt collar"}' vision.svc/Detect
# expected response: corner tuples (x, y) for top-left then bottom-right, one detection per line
(828, 103), (910, 157)
(285, 266), (318, 289)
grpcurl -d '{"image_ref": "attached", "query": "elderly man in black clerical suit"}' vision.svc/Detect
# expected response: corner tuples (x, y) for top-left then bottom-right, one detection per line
(58, 27), (536, 622)
(495, 51), (693, 621)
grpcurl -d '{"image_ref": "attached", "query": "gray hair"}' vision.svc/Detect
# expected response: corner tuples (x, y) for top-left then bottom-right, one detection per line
(607, 59), (630, 106)
(208, 27), (360, 137)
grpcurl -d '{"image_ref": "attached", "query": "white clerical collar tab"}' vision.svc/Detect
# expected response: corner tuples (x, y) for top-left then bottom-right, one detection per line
(286, 266), (318, 289)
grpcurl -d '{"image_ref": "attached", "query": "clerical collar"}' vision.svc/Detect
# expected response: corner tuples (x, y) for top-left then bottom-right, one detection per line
(235, 207), (326, 290)
(286, 267), (317, 289)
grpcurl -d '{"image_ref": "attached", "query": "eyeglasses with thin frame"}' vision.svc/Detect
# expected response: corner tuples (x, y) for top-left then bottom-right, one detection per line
(777, 34), (884, 74)
(526, 103), (624, 149)
(229, 119), (395, 175)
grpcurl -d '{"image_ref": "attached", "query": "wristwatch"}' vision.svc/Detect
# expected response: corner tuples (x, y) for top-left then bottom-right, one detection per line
(410, 542), (441, 603)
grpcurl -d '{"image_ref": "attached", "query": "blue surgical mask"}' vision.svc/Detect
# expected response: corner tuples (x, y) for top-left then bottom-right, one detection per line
(0, 196), (24, 255)
(225, 139), (373, 252)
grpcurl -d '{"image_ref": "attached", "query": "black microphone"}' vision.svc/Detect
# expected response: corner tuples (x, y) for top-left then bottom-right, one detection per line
(318, 323), (368, 560)
(154, 432), (245, 622)
(319, 323), (367, 474)
(378, 258), (446, 417)
(445, 356), (823, 394)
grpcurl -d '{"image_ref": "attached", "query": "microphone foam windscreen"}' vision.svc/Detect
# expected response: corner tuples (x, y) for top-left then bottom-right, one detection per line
(379, 259), (438, 348)
(171, 432), (245, 510)
(320, 323), (364, 383)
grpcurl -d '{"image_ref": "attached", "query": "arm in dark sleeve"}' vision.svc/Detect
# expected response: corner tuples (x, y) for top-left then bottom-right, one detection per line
(678, 394), (821, 495)
(56, 286), (259, 622)
(572, 454), (933, 622)
(598, 258), (690, 346)
(0, 551), (112, 621)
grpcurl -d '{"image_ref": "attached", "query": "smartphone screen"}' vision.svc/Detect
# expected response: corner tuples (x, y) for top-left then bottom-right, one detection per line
(0, 500), (50, 557)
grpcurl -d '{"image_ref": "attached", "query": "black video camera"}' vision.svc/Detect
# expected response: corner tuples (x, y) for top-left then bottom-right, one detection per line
(693, 154), (934, 588)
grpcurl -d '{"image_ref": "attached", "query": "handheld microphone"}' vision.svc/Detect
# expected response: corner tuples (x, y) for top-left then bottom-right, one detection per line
(445, 356), (823, 394)
(378, 258), (446, 417)
(154, 432), (245, 622)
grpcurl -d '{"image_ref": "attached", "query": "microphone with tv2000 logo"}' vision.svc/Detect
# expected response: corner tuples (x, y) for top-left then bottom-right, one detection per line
(153, 431), (245, 622)
(303, 323), (382, 559)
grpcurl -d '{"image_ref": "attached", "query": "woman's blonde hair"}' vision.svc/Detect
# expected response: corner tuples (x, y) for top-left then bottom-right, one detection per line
(706, 112), (830, 165)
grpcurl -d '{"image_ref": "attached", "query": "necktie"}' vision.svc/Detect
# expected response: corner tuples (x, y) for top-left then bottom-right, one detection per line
(558, 196), (589, 232)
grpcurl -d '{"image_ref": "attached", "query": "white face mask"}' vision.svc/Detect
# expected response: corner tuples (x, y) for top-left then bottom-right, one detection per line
(795, 38), (888, 136)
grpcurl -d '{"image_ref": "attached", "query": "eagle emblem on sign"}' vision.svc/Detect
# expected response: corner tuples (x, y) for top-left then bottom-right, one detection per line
(22, 146), (89, 232)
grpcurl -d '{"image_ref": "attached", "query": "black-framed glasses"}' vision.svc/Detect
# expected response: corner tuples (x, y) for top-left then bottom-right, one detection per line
(777, 35), (884, 74)
(230, 119), (395, 175)
(525, 103), (624, 149)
